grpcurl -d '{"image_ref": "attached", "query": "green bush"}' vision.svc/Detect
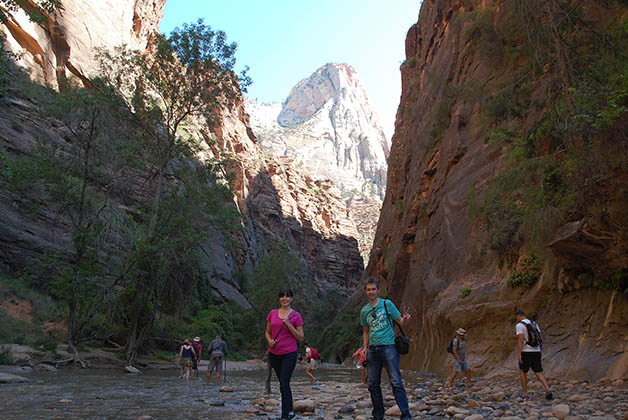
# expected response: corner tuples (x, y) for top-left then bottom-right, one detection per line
(460, 287), (471, 298)
(507, 256), (541, 288)
(0, 347), (10, 365)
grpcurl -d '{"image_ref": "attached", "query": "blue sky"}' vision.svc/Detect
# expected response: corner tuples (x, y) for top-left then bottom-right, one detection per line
(160, 1), (422, 139)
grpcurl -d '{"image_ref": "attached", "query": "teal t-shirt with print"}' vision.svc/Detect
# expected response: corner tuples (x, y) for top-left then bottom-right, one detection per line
(360, 298), (401, 346)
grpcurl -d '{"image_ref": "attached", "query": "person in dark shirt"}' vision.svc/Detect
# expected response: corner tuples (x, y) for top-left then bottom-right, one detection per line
(207, 335), (228, 384)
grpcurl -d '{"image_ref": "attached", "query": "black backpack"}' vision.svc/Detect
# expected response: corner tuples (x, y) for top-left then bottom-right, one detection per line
(446, 338), (455, 353)
(521, 321), (542, 348)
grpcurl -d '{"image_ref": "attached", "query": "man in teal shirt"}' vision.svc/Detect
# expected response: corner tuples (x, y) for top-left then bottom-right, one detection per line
(360, 277), (411, 420)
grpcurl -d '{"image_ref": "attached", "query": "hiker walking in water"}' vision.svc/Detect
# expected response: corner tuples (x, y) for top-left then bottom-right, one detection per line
(360, 277), (412, 420)
(303, 342), (319, 383)
(206, 334), (227, 384)
(178, 339), (196, 379)
(191, 337), (202, 378)
(446, 328), (472, 388)
(265, 288), (304, 420)
(515, 309), (553, 400)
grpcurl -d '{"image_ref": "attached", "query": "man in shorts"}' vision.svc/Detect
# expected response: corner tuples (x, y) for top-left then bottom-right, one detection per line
(446, 328), (472, 388)
(515, 309), (553, 399)
(303, 342), (318, 383)
(206, 334), (228, 384)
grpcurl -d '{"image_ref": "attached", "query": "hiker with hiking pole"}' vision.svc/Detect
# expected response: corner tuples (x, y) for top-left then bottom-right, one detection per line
(206, 334), (228, 385)
(265, 288), (304, 420)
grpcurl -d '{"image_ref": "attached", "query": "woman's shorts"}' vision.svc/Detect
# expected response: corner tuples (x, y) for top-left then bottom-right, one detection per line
(453, 359), (470, 372)
(306, 359), (316, 370)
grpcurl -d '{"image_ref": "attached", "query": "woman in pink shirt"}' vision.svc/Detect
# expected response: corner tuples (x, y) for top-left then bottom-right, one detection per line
(265, 288), (304, 420)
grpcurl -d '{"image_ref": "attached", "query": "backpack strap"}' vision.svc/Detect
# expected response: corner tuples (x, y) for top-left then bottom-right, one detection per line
(383, 299), (407, 337)
(273, 310), (298, 340)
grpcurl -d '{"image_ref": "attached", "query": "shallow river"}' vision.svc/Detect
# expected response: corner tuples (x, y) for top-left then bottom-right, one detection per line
(1, 364), (381, 420)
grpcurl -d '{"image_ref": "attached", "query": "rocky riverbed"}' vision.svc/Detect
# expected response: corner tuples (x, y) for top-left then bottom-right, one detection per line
(1, 361), (627, 419)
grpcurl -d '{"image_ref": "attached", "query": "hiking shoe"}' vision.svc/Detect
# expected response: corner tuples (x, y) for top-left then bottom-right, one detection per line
(546, 391), (554, 400)
(287, 411), (296, 420)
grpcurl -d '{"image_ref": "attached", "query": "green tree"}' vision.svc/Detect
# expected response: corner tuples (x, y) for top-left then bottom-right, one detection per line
(96, 20), (249, 365)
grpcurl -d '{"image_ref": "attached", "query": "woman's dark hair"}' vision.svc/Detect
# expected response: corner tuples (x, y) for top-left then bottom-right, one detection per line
(278, 288), (294, 298)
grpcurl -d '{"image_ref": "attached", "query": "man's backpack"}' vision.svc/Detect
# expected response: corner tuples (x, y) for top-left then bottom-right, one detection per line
(309, 347), (319, 360)
(521, 321), (542, 348)
(446, 338), (454, 354)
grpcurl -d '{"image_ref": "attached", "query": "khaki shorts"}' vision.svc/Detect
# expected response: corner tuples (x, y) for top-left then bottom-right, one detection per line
(209, 357), (223, 373)
(306, 359), (316, 370)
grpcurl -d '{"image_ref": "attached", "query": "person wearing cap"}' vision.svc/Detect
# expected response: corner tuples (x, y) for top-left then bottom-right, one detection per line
(446, 328), (472, 388)
(191, 337), (203, 378)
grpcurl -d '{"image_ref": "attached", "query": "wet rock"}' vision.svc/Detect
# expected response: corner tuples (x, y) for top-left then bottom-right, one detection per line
(338, 404), (355, 413)
(264, 398), (279, 406)
(490, 391), (505, 401)
(209, 400), (225, 406)
(219, 386), (233, 392)
(0, 365), (33, 374)
(0, 372), (32, 383)
(551, 404), (570, 420)
(464, 415), (485, 420)
(124, 366), (141, 374)
(293, 399), (316, 412)
(385, 405), (401, 416)
(35, 363), (57, 372)
(445, 406), (470, 416)
(137, 416), (153, 420)
(59, 399), (72, 403)
(426, 398), (446, 405)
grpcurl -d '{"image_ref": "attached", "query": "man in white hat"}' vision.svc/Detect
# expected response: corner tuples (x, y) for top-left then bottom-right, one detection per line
(446, 328), (472, 388)
(191, 337), (202, 378)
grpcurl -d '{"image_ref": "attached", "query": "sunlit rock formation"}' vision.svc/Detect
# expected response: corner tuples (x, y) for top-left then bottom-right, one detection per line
(246, 63), (389, 200)
(0, 0), (166, 89)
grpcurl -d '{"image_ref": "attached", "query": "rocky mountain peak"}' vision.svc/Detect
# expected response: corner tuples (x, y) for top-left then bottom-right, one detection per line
(246, 62), (389, 200)
(278, 63), (362, 127)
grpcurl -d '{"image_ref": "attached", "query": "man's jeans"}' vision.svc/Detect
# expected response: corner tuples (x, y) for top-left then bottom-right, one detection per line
(269, 351), (297, 419)
(366, 344), (411, 420)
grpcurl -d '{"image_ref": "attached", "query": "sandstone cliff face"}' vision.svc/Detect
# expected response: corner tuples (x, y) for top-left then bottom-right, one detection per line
(246, 63), (389, 200)
(365, 0), (628, 380)
(0, 2), (363, 306)
(0, 0), (166, 89)
(209, 100), (363, 298)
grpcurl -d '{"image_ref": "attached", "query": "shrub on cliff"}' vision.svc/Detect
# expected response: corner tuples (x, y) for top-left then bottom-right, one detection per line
(468, 5), (628, 286)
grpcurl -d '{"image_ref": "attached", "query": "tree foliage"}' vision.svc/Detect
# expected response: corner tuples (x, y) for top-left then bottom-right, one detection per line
(0, 0), (61, 24)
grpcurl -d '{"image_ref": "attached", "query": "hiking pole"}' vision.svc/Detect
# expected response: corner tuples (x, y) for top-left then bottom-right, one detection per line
(265, 359), (272, 394)
(223, 358), (227, 383)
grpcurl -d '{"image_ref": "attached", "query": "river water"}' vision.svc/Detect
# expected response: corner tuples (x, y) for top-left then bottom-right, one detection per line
(1, 364), (379, 420)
